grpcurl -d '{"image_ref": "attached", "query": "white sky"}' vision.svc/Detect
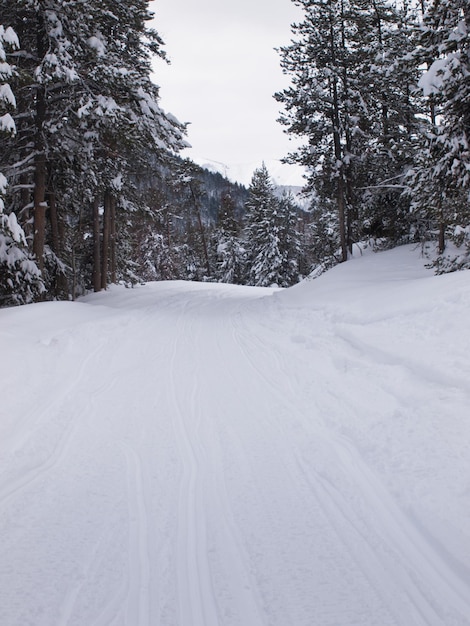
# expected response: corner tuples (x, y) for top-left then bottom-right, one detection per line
(150, 0), (305, 187)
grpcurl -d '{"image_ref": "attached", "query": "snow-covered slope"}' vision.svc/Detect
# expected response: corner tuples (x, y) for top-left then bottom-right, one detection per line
(1, 246), (469, 626)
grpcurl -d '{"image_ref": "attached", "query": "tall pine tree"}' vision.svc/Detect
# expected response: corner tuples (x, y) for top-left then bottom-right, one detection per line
(244, 164), (290, 287)
(276, 0), (421, 261)
(410, 0), (470, 264)
(0, 23), (43, 306)
(0, 0), (187, 302)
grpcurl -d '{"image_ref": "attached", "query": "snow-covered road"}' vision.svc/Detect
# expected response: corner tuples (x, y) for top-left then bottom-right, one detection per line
(1, 246), (469, 625)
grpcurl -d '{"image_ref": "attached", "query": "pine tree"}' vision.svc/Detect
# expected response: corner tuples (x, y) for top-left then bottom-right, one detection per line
(0, 24), (43, 306)
(276, 0), (421, 261)
(67, 0), (187, 291)
(0, 1), (85, 277)
(276, 192), (302, 286)
(353, 0), (421, 245)
(419, 0), (470, 193)
(214, 191), (245, 284)
(410, 0), (470, 264)
(244, 164), (284, 287)
(0, 0), (187, 302)
(276, 0), (350, 261)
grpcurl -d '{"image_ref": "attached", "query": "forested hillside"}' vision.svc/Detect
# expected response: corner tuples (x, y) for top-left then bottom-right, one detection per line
(276, 0), (470, 271)
(1, 0), (469, 308)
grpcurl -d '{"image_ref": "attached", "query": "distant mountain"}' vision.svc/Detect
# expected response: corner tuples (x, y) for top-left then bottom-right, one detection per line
(194, 157), (306, 188)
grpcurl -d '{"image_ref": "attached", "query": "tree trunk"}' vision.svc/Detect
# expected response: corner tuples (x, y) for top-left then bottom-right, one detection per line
(71, 245), (76, 301)
(33, 140), (47, 272)
(48, 189), (68, 298)
(101, 191), (111, 290)
(19, 173), (32, 241)
(49, 190), (60, 255)
(32, 12), (48, 273)
(438, 217), (446, 255)
(329, 6), (348, 262)
(337, 178), (348, 262)
(110, 196), (117, 284)
(93, 197), (102, 292)
(331, 89), (348, 263)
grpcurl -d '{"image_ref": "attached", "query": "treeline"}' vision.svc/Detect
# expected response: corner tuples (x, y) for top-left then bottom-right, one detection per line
(0, 0), (187, 306)
(276, 0), (470, 273)
(0, 0), (320, 306)
(2, 0), (469, 308)
(137, 161), (307, 288)
(0, 2), (302, 306)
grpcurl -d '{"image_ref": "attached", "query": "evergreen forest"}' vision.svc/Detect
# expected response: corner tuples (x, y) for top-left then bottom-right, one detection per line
(1, 0), (469, 307)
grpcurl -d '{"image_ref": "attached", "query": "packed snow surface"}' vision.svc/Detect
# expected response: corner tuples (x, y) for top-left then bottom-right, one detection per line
(1, 245), (469, 626)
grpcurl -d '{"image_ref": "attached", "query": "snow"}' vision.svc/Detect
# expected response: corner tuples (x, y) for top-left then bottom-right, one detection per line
(0, 83), (16, 107)
(1, 245), (469, 625)
(138, 87), (162, 118)
(418, 54), (460, 97)
(95, 95), (122, 116)
(0, 112), (15, 134)
(1, 25), (19, 49)
(6, 211), (26, 244)
(0, 171), (7, 195)
(0, 61), (12, 78)
(111, 174), (123, 192)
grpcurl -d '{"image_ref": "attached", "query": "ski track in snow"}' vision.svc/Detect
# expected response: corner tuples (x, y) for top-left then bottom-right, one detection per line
(170, 305), (219, 626)
(231, 310), (470, 622)
(0, 247), (469, 625)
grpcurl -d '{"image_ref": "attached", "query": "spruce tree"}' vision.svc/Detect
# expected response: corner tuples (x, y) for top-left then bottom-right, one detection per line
(277, 192), (302, 286)
(214, 191), (245, 284)
(276, 0), (350, 261)
(0, 0), (187, 302)
(244, 164), (284, 287)
(410, 0), (470, 264)
(0, 24), (43, 306)
(276, 0), (421, 261)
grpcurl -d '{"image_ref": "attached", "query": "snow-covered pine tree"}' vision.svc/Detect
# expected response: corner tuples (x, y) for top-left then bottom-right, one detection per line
(276, 191), (302, 286)
(410, 0), (470, 267)
(167, 159), (214, 280)
(1, 0), (187, 301)
(276, 0), (350, 261)
(276, 0), (422, 260)
(0, 24), (43, 307)
(68, 0), (188, 292)
(244, 164), (285, 287)
(214, 191), (246, 284)
(0, 1), (85, 279)
(352, 0), (422, 245)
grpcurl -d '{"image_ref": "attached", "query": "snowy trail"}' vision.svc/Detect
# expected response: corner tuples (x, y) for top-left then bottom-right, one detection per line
(1, 247), (469, 625)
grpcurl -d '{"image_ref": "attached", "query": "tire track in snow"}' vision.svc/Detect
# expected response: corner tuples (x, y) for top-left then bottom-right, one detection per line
(223, 309), (388, 625)
(200, 302), (269, 625)
(291, 445), (441, 626)
(1, 336), (107, 456)
(118, 442), (151, 626)
(58, 511), (125, 626)
(0, 413), (79, 508)
(0, 337), (110, 509)
(335, 325), (470, 397)
(169, 307), (219, 626)
(230, 304), (470, 625)
(318, 437), (470, 623)
(227, 309), (395, 624)
(0, 336), (123, 626)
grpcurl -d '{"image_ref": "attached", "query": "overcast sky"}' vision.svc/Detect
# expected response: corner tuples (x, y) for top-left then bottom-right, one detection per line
(150, 0), (305, 186)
